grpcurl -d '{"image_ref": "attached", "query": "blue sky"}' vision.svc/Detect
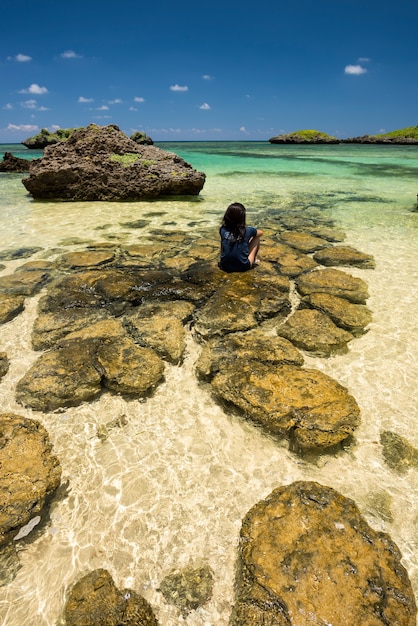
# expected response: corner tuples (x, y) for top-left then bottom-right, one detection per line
(1, 0), (417, 143)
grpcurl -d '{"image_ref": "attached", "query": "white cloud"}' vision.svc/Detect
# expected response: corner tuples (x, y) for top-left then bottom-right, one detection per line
(108, 99), (122, 105)
(20, 83), (48, 94)
(20, 99), (49, 111)
(344, 64), (367, 75)
(240, 126), (249, 133)
(96, 105), (109, 110)
(202, 74), (213, 80)
(134, 96), (145, 103)
(358, 57), (370, 63)
(199, 102), (211, 110)
(7, 53), (32, 62)
(21, 99), (38, 109)
(7, 123), (39, 132)
(78, 96), (93, 103)
(170, 84), (188, 92)
(16, 53), (32, 62)
(61, 50), (82, 59)
(3, 103), (13, 110)
(129, 106), (138, 111)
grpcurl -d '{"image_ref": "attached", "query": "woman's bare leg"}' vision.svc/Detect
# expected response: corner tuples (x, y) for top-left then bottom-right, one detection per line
(248, 234), (261, 266)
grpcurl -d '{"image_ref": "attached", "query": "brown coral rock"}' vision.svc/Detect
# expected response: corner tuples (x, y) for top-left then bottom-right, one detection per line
(296, 268), (369, 304)
(300, 292), (372, 336)
(0, 294), (25, 324)
(211, 362), (360, 452)
(276, 308), (354, 356)
(0, 413), (61, 547)
(313, 245), (376, 268)
(64, 568), (159, 625)
(231, 481), (416, 626)
(22, 123), (205, 201)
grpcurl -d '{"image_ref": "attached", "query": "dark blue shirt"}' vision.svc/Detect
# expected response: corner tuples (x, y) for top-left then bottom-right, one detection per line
(219, 225), (257, 272)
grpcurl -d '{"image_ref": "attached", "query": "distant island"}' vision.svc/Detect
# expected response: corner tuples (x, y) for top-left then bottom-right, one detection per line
(22, 127), (153, 149)
(269, 126), (418, 144)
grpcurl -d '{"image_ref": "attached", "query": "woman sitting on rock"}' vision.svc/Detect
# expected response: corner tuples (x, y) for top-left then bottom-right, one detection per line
(218, 202), (263, 272)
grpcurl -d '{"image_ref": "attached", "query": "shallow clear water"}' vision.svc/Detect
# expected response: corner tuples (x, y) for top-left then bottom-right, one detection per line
(0, 142), (418, 625)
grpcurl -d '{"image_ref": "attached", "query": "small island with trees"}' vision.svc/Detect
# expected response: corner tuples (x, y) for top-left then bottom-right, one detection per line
(269, 126), (418, 144)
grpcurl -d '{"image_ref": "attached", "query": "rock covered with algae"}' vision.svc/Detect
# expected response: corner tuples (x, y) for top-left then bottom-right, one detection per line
(158, 564), (214, 616)
(22, 123), (206, 201)
(230, 481), (417, 625)
(0, 413), (61, 547)
(63, 568), (159, 625)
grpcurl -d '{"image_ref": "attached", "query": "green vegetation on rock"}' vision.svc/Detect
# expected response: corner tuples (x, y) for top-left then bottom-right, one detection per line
(286, 129), (337, 140)
(377, 126), (418, 139)
(109, 153), (141, 166)
(269, 129), (339, 143)
(21, 127), (81, 148)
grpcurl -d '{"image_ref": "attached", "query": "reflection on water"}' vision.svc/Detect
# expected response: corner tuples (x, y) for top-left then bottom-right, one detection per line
(0, 142), (418, 625)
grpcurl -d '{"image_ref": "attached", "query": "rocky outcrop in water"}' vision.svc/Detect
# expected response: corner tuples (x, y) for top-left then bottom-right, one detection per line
(269, 131), (339, 144)
(230, 481), (417, 625)
(0, 413), (61, 547)
(22, 124), (206, 200)
(0, 152), (35, 172)
(63, 568), (159, 625)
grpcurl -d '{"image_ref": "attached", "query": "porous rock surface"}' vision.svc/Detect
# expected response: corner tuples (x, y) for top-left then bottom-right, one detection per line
(158, 564), (214, 616)
(209, 360), (360, 452)
(0, 152), (34, 172)
(22, 124), (206, 200)
(0, 413), (61, 547)
(276, 308), (354, 357)
(1, 207), (373, 453)
(63, 568), (159, 626)
(230, 481), (417, 625)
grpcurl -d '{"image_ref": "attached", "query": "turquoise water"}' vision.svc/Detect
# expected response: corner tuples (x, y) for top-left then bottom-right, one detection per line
(0, 142), (418, 625)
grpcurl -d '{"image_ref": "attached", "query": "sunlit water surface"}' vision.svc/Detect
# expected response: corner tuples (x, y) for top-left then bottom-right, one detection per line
(0, 142), (418, 625)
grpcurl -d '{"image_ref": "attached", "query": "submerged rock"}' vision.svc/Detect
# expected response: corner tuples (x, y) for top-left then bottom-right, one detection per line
(16, 322), (165, 411)
(261, 241), (318, 277)
(0, 295), (25, 324)
(193, 272), (291, 339)
(278, 230), (331, 253)
(0, 269), (50, 296)
(22, 124), (206, 200)
(296, 267), (369, 304)
(231, 481), (417, 625)
(276, 308), (354, 357)
(0, 352), (9, 379)
(63, 568), (159, 625)
(313, 245), (376, 268)
(300, 292), (372, 336)
(158, 564), (214, 616)
(210, 361), (360, 452)
(195, 330), (304, 380)
(0, 413), (61, 547)
(380, 430), (418, 473)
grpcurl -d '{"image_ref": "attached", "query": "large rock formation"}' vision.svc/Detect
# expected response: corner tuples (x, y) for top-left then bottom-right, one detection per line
(22, 124), (206, 200)
(0, 413), (61, 547)
(231, 481), (417, 625)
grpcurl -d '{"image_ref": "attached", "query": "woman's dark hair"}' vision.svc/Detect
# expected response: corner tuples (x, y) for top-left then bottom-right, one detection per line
(222, 202), (246, 241)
